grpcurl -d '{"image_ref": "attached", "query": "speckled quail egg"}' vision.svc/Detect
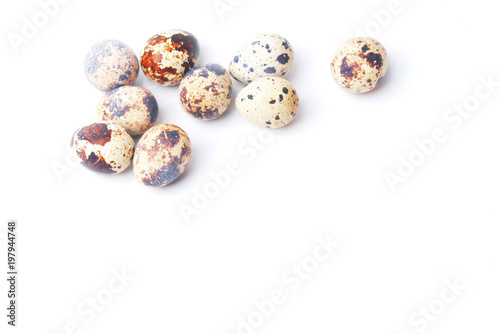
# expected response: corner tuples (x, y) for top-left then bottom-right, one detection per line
(71, 122), (134, 174)
(236, 77), (299, 128)
(229, 33), (294, 84)
(179, 63), (232, 120)
(84, 40), (139, 91)
(141, 30), (200, 86)
(331, 37), (388, 93)
(96, 86), (159, 136)
(133, 124), (192, 187)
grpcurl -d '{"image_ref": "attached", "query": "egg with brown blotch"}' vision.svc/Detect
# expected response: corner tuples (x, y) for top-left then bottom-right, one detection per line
(331, 37), (388, 93)
(84, 40), (139, 91)
(96, 86), (159, 136)
(236, 77), (299, 128)
(179, 63), (232, 120)
(71, 122), (134, 174)
(133, 124), (192, 187)
(141, 30), (200, 86)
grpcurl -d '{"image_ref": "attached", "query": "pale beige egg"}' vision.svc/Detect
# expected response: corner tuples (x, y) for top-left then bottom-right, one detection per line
(179, 63), (232, 120)
(229, 33), (294, 84)
(133, 124), (192, 187)
(96, 86), (159, 136)
(84, 40), (139, 91)
(236, 77), (298, 128)
(331, 37), (388, 93)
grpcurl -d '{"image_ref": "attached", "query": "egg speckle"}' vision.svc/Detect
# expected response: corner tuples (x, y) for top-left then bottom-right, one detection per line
(179, 63), (232, 120)
(141, 30), (200, 86)
(84, 40), (139, 91)
(236, 77), (299, 128)
(133, 124), (192, 187)
(96, 86), (159, 136)
(331, 37), (388, 93)
(229, 33), (294, 84)
(71, 122), (134, 174)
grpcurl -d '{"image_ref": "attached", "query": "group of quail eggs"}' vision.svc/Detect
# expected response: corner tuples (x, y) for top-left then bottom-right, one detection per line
(72, 30), (387, 187)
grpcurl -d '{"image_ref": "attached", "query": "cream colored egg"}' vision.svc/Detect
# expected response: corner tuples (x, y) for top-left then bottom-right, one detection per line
(236, 77), (299, 128)
(330, 37), (388, 93)
(84, 40), (139, 91)
(96, 86), (159, 136)
(229, 33), (294, 84)
(179, 63), (232, 120)
(133, 124), (192, 187)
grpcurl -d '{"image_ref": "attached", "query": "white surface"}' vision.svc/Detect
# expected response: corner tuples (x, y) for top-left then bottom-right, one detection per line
(1, 0), (500, 333)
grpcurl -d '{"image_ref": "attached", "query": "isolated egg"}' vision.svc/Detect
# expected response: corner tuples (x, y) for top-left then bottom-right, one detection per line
(330, 37), (388, 93)
(179, 63), (232, 120)
(236, 77), (299, 128)
(141, 30), (200, 86)
(229, 33), (294, 84)
(71, 122), (134, 174)
(133, 124), (192, 187)
(96, 86), (159, 136)
(84, 40), (139, 91)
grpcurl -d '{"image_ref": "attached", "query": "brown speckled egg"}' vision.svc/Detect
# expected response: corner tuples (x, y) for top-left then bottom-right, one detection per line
(229, 33), (294, 84)
(331, 37), (388, 93)
(96, 86), (159, 136)
(84, 40), (139, 91)
(236, 77), (299, 128)
(71, 122), (134, 174)
(141, 30), (200, 86)
(133, 124), (192, 187)
(179, 63), (232, 120)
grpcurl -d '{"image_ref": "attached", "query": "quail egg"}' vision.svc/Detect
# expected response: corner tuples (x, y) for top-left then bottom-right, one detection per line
(330, 37), (388, 93)
(236, 77), (299, 128)
(84, 40), (139, 91)
(179, 63), (232, 120)
(133, 124), (192, 187)
(141, 30), (200, 86)
(71, 122), (134, 174)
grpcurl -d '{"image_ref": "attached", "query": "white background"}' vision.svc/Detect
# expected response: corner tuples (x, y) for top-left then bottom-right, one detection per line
(1, 0), (500, 333)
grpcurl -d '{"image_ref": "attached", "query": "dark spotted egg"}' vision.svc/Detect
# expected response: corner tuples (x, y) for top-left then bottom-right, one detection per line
(96, 86), (159, 136)
(179, 63), (232, 120)
(331, 37), (388, 93)
(141, 30), (200, 86)
(133, 124), (192, 187)
(236, 77), (299, 128)
(229, 33), (294, 84)
(71, 122), (134, 174)
(84, 40), (139, 91)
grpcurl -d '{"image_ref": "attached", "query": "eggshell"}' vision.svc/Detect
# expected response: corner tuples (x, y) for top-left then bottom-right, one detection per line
(133, 124), (192, 187)
(84, 40), (139, 91)
(330, 37), (388, 93)
(179, 63), (232, 120)
(71, 122), (134, 174)
(141, 30), (200, 86)
(229, 33), (294, 84)
(96, 86), (159, 136)
(236, 77), (299, 128)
